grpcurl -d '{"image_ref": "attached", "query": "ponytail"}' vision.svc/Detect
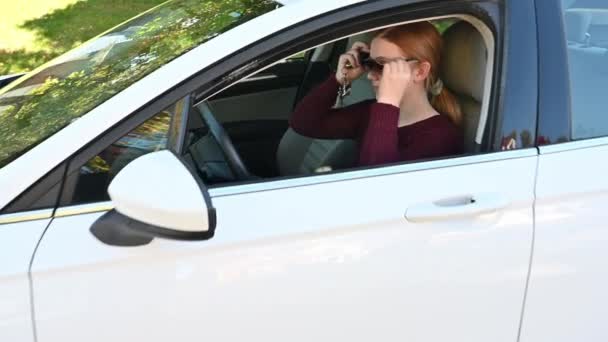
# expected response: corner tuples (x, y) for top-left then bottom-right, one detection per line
(431, 87), (462, 126)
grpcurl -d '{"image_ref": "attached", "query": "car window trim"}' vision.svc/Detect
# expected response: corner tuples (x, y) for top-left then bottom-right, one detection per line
(209, 148), (538, 197)
(50, 148), (538, 215)
(0, 208), (54, 225)
(53, 202), (114, 219)
(485, 0), (538, 151)
(534, 0), (571, 145)
(538, 136), (608, 155)
(0, 162), (67, 215)
(170, 94), (192, 155)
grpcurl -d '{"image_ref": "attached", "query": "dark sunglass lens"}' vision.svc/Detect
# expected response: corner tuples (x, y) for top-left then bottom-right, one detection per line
(362, 59), (383, 73)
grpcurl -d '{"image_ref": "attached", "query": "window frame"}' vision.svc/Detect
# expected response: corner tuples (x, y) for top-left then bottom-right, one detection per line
(493, 0), (538, 150)
(3, 0), (538, 217)
(535, 0), (572, 146)
(58, 95), (191, 207)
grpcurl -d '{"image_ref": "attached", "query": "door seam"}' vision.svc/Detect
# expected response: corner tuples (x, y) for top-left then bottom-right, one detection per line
(516, 148), (540, 342)
(27, 216), (54, 342)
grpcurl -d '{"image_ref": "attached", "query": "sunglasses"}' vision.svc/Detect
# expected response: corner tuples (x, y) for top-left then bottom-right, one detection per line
(357, 51), (419, 73)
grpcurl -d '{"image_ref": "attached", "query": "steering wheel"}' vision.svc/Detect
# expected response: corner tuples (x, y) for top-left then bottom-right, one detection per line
(195, 102), (252, 180)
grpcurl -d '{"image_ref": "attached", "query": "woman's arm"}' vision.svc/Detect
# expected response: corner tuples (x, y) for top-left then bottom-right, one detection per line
(289, 75), (370, 139)
(358, 103), (401, 166)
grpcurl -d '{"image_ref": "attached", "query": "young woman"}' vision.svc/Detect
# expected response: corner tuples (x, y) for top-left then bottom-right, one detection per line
(290, 21), (463, 167)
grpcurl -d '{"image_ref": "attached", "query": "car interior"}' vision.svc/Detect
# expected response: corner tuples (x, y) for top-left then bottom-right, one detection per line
(180, 18), (491, 186)
(562, 0), (608, 139)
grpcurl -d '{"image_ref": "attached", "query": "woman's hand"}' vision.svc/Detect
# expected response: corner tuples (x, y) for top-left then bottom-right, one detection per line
(376, 59), (414, 107)
(336, 42), (369, 85)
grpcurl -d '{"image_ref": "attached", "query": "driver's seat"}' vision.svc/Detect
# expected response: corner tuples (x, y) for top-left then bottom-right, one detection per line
(276, 32), (376, 176)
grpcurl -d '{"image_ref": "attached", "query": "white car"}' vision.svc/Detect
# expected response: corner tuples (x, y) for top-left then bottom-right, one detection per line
(0, 0), (605, 341)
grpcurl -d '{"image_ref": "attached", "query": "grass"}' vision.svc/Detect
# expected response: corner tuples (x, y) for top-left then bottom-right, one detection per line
(0, 0), (166, 74)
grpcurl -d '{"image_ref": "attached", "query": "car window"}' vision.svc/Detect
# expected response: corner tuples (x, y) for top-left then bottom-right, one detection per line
(184, 18), (494, 185)
(60, 98), (188, 205)
(59, 16), (497, 207)
(0, 0), (278, 170)
(561, 0), (608, 139)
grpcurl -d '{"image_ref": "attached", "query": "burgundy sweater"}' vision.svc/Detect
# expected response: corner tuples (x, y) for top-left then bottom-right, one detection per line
(290, 76), (464, 166)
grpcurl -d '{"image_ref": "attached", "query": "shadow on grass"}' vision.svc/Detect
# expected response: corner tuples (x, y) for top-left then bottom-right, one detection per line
(0, 0), (165, 74)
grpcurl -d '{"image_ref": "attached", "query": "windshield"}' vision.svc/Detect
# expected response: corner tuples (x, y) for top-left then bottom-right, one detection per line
(0, 0), (278, 168)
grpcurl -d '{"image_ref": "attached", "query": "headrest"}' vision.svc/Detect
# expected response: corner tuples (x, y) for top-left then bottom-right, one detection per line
(347, 31), (376, 47)
(565, 10), (592, 43)
(562, 0), (576, 9)
(440, 21), (488, 102)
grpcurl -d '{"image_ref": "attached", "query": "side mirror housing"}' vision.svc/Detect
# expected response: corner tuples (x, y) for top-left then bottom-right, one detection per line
(91, 150), (216, 246)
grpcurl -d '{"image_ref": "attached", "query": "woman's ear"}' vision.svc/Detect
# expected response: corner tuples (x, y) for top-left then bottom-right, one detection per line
(414, 61), (432, 82)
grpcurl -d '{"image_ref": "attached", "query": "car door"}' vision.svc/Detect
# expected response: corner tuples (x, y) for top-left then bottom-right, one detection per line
(29, 1), (539, 342)
(0, 216), (50, 342)
(520, 0), (608, 341)
(0, 160), (67, 342)
(31, 153), (536, 342)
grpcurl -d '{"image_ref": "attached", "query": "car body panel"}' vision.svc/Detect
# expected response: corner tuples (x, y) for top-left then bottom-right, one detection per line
(520, 140), (608, 341)
(32, 151), (536, 342)
(0, 217), (50, 342)
(7, 0), (595, 340)
(518, 1), (608, 340)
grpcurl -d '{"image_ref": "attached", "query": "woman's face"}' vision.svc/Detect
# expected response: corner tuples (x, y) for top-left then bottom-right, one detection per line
(367, 37), (429, 94)
(367, 37), (409, 91)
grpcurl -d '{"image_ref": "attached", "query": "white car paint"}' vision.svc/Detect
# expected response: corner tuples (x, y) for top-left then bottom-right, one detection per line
(0, 0), (365, 210)
(520, 140), (608, 342)
(0, 218), (50, 342)
(108, 150), (210, 231)
(32, 151), (536, 342)
(6, 0), (598, 341)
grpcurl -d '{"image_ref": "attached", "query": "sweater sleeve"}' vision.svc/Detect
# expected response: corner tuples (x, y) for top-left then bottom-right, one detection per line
(289, 75), (370, 139)
(358, 102), (401, 166)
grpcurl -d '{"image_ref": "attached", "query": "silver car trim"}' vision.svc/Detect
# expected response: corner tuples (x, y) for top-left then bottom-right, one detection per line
(539, 137), (608, 154)
(44, 150), (537, 217)
(0, 209), (53, 225)
(54, 202), (114, 218)
(209, 149), (538, 197)
(239, 74), (278, 82)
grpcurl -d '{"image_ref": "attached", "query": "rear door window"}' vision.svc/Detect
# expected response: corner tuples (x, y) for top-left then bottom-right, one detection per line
(562, 0), (608, 139)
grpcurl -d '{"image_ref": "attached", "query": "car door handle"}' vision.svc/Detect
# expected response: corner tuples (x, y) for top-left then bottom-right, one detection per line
(405, 193), (510, 223)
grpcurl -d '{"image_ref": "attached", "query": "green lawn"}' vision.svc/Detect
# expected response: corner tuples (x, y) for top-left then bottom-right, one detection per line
(0, 0), (166, 74)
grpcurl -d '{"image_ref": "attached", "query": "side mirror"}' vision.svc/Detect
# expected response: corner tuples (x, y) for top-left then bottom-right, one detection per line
(91, 150), (216, 246)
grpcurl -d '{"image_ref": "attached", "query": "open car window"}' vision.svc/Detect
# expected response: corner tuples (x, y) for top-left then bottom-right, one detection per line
(562, 0), (608, 139)
(57, 15), (497, 208)
(183, 17), (495, 184)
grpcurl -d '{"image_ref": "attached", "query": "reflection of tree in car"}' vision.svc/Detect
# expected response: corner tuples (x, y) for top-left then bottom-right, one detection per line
(84, 111), (171, 175)
(0, 0), (276, 168)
